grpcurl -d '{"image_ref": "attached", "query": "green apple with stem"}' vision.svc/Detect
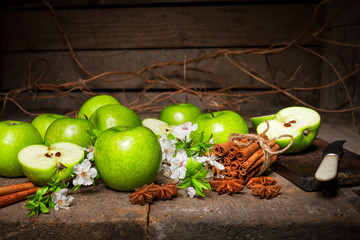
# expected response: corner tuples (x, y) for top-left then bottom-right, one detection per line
(0, 121), (43, 177)
(249, 114), (275, 130)
(190, 110), (249, 144)
(18, 142), (85, 186)
(44, 118), (95, 148)
(78, 95), (121, 120)
(142, 118), (174, 137)
(89, 104), (142, 132)
(31, 113), (69, 141)
(94, 126), (162, 191)
(256, 106), (321, 153)
(159, 103), (202, 125)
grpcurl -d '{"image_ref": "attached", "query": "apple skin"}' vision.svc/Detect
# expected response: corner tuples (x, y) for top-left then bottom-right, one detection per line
(78, 95), (121, 120)
(159, 103), (202, 125)
(89, 104), (142, 132)
(190, 110), (249, 144)
(256, 106), (321, 153)
(31, 113), (69, 141)
(249, 114), (275, 130)
(0, 121), (43, 177)
(44, 118), (95, 148)
(18, 142), (85, 186)
(94, 126), (162, 191)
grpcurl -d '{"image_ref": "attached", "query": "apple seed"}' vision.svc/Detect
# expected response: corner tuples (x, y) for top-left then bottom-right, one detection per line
(55, 152), (61, 157)
(303, 129), (309, 136)
(283, 120), (296, 127)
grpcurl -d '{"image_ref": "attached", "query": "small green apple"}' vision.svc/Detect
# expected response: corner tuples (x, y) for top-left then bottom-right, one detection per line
(0, 121), (43, 177)
(249, 114), (275, 130)
(89, 104), (142, 132)
(94, 126), (162, 191)
(18, 142), (85, 186)
(190, 110), (249, 144)
(159, 103), (202, 125)
(78, 95), (121, 120)
(44, 118), (95, 148)
(31, 113), (69, 141)
(256, 106), (321, 153)
(142, 118), (174, 137)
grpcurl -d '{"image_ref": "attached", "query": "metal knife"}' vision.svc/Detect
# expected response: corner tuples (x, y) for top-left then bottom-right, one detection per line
(315, 140), (346, 182)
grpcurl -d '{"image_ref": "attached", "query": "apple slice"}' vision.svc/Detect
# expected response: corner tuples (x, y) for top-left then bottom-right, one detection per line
(142, 118), (174, 137)
(256, 106), (321, 153)
(250, 114), (275, 129)
(18, 142), (85, 186)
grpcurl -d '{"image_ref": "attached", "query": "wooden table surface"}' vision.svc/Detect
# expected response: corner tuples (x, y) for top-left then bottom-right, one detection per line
(0, 118), (359, 240)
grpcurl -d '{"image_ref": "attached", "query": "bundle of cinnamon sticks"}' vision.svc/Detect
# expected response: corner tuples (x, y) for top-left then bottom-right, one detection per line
(211, 134), (280, 183)
(0, 182), (39, 208)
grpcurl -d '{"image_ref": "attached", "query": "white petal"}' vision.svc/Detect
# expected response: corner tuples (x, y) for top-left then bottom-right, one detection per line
(89, 168), (98, 178)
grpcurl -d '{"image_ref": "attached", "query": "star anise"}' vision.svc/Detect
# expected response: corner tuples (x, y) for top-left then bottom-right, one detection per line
(129, 183), (159, 205)
(250, 184), (281, 199)
(154, 183), (178, 200)
(246, 176), (281, 199)
(209, 178), (245, 195)
(129, 183), (178, 205)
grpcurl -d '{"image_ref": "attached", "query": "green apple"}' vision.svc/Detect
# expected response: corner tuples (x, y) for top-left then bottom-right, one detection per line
(18, 142), (85, 186)
(89, 104), (142, 132)
(256, 106), (321, 153)
(31, 113), (69, 141)
(190, 110), (249, 144)
(94, 126), (162, 191)
(78, 95), (121, 119)
(159, 103), (202, 125)
(44, 118), (95, 148)
(249, 114), (275, 130)
(142, 118), (174, 137)
(0, 121), (43, 177)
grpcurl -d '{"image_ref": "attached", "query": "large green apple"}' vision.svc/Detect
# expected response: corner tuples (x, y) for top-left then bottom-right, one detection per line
(94, 126), (162, 191)
(0, 121), (43, 177)
(18, 142), (85, 186)
(31, 113), (69, 141)
(89, 104), (142, 132)
(44, 118), (95, 148)
(190, 110), (249, 144)
(78, 95), (121, 120)
(256, 106), (321, 153)
(159, 103), (202, 125)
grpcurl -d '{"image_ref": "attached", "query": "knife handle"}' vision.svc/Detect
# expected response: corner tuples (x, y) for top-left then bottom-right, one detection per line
(315, 154), (339, 181)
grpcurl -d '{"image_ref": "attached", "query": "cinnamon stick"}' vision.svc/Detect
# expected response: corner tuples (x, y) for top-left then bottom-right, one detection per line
(240, 140), (277, 174)
(213, 142), (235, 156)
(236, 142), (261, 162)
(0, 182), (35, 196)
(0, 187), (40, 208)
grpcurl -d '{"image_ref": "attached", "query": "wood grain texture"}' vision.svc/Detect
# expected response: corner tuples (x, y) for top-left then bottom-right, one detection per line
(1, 3), (319, 51)
(1, 48), (321, 90)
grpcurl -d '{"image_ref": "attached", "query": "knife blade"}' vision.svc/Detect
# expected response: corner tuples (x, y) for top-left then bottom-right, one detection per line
(315, 140), (346, 182)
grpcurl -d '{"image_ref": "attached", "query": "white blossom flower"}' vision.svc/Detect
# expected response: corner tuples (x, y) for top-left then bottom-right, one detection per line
(161, 164), (172, 178)
(196, 154), (224, 170)
(178, 187), (196, 198)
(172, 122), (198, 141)
(82, 145), (94, 160)
(72, 159), (98, 186)
(159, 134), (176, 162)
(52, 188), (74, 211)
(168, 149), (188, 181)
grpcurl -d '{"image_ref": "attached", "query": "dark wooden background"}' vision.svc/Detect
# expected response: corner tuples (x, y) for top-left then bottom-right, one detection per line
(0, 0), (359, 121)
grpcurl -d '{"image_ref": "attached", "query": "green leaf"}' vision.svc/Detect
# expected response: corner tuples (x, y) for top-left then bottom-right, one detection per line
(192, 179), (206, 197)
(177, 178), (192, 189)
(194, 169), (209, 180)
(36, 186), (49, 196)
(39, 202), (49, 214)
(167, 133), (176, 140)
(72, 184), (81, 191)
(185, 158), (197, 176)
(27, 209), (36, 217)
(194, 178), (211, 190)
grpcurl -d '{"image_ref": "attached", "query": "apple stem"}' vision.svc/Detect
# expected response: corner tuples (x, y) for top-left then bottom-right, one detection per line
(210, 112), (215, 118)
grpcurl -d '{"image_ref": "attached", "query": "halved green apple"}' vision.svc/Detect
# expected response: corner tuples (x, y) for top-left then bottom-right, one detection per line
(142, 118), (174, 137)
(256, 106), (321, 153)
(18, 142), (85, 186)
(250, 114), (275, 129)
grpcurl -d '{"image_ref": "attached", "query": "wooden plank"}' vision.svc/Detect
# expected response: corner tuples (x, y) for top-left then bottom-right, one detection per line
(1, 48), (321, 90)
(1, 3), (320, 51)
